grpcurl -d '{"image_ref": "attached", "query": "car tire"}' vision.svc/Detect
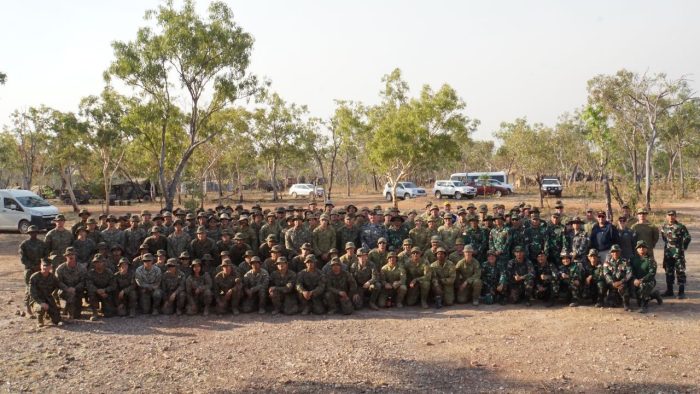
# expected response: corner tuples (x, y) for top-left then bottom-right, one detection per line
(291, 192), (298, 198)
(18, 220), (30, 234)
(494, 190), (502, 198)
(454, 192), (461, 200)
(404, 193), (411, 200)
(466, 195), (475, 199)
(435, 191), (442, 199)
(386, 193), (393, 201)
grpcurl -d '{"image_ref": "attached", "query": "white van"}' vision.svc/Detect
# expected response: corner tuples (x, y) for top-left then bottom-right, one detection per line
(450, 171), (509, 184)
(0, 189), (59, 233)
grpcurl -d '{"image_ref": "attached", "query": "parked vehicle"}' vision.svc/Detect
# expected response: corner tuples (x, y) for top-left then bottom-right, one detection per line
(540, 177), (563, 197)
(467, 179), (512, 197)
(383, 182), (427, 201)
(0, 189), (59, 233)
(288, 183), (324, 198)
(486, 179), (515, 193)
(432, 180), (477, 200)
(450, 171), (508, 184)
(60, 189), (91, 205)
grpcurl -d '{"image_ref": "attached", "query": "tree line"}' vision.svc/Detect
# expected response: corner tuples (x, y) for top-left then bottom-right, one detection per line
(1, 1), (698, 213)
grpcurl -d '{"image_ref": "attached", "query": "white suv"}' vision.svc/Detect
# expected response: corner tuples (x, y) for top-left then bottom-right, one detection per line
(288, 184), (324, 198)
(540, 178), (563, 197)
(383, 182), (427, 201)
(432, 180), (477, 200)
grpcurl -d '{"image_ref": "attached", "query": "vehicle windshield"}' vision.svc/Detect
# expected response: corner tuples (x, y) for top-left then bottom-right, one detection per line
(542, 179), (559, 185)
(401, 182), (418, 188)
(452, 181), (465, 187)
(16, 196), (51, 207)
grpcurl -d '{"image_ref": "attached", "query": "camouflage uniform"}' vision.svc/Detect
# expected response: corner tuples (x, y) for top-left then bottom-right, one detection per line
(481, 260), (507, 304)
(556, 259), (581, 305)
(438, 225), (462, 252)
(190, 237), (218, 261)
(312, 225), (337, 259)
(603, 255), (632, 309)
(124, 227), (147, 259)
(213, 269), (243, 315)
(630, 254), (657, 304)
(30, 271), (61, 325)
(101, 228), (126, 251)
(404, 255), (431, 307)
(533, 258), (558, 304)
(464, 225), (489, 262)
(379, 262), (407, 307)
(368, 248), (389, 270)
(409, 226), (431, 251)
(581, 259), (605, 306)
(661, 220), (691, 296)
(489, 226), (511, 269)
(430, 258), (456, 306)
(72, 238), (96, 267)
(337, 225), (361, 252)
(160, 268), (186, 315)
(325, 267), (358, 314)
(241, 268), (269, 313)
(525, 224), (548, 264)
(185, 271), (213, 315)
(269, 269), (298, 315)
(505, 258), (534, 304)
(45, 228), (73, 267)
(259, 222), (282, 247)
(360, 223), (387, 250)
(114, 268), (137, 316)
(455, 257), (482, 304)
(349, 260), (381, 309)
(285, 227), (313, 255)
(86, 266), (116, 318)
(545, 223), (565, 266)
(19, 237), (47, 309)
(569, 229), (590, 266)
(55, 261), (87, 318)
(134, 264), (163, 314)
(296, 268), (326, 314)
(238, 225), (259, 253)
(387, 226), (409, 252)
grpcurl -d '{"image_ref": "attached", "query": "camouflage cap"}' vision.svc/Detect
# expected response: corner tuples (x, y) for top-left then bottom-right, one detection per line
(117, 257), (130, 266)
(63, 246), (76, 256)
(191, 259), (202, 266)
(304, 255), (316, 263)
(166, 258), (178, 267)
(567, 216), (583, 225)
(301, 242), (313, 250)
(86, 218), (98, 224)
(276, 256), (288, 264)
(587, 248), (599, 257)
(265, 234), (278, 242)
(202, 254), (213, 261)
(487, 249), (497, 256)
(329, 257), (341, 266)
(220, 259), (233, 267)
(156, 249), (166, 256)
(250, 256), (261, 264)
(271, 245), (283, 253)
(387, 251), (398, 258)
(430, 235), (440, 243)
(377, 237), (387, 244)
(636, 208), (648, 215)
(513, 246), (525, 253)
(666, 210), (677, 216)
(142, 253), (155, 261)
(329, 248), (339, 255)
(635, 240), (649, 249)
(455, 238), (464, 246)
(463, 245), (474, 253)
(27, 225), (40, 233)
(560, 251), (571, 259)
(195, 226), (206, 234)
(97, 242), (108, 249)
(233, 232), (245, 240)
(410, 247), (422, 254)
(78, 208), (90, 216)
(610, 244), (621, 252)
(402, 239), (413, 246)
(436, 247), (447, 254)
(358, 247), (369, 256)
(345, 242), (356, 250)
(244, 250), (255, 257)
(92, 254), (104, 263)
(179, 251), (191, 259)
(53, 214), (67, 222)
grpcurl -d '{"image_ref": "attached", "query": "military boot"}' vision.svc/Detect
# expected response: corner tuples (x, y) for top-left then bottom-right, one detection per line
(652, 291), (663, 305)
(623, 296), (631, 312)
(435, 296), (443, 309)
(129, 308), (136, 318)
(677, 285), (686, 299)
(37, 312), (44, 328)
(663, 282), (674, 297)
(638, 300), (648, 314)
(369, 302), (380, 311)
(89, 309), (99, 321)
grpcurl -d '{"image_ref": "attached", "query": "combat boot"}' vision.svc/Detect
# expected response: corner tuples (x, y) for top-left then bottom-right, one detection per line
(663, 283), (674, 297)
(420, 301), (429, 309)
(37, 313), (44, 328)
(652, 290), (663, 305)
(638, 300), (648, 314)
(129, 308), (136, 318)
(547, 293), (555, 307)
(301, 306), (310, 315)
(623, 296), (631, 312)
(89, 309), (99, 321)
(435, 296), (443, 309)
(677, 285), (686, 299)
(498, 295), (506, 306)
(369, 302), (379, 311)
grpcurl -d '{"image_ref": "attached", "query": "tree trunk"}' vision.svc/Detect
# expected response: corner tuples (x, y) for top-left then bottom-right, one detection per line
(632, 148), (641, 196)
(103, 164), (111, 214)
(344, 155), (351, 197)
(62, 166), (79, 213)
(679, 146), (685, 198)
(643, 140), (653, 210)
(667, 150), (677, 184)
(372, 170), (378, 192)
(536, 174), (544, 208)
(603, 174), (613, 221)
(568, 163), (578, 185)
(271, 157), (279, 201)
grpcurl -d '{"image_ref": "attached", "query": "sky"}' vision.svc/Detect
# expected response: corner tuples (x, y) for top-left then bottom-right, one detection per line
(1, 0), (699, 141)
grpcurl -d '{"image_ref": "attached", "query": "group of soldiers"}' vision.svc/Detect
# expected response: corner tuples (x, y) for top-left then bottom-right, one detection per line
(20, 199), (691, 327)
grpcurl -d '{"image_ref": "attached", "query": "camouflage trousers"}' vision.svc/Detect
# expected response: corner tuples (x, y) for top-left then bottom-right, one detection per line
(631, 279), (656, 301)
(138, 287), (163, 314)
(663, 252), (686, 286)
(241, 288), (267, 313)
(186, 289), (213, 315)
(378, 284), (407, 307)
(114, 289), (138, 316)
(352, 286), (380, 310)
(405, 280), (430, 307)
(507, 279), (533, 303)
(23, 266), (39, 308)
(269, 289), (298, 315)
(58, 289), (84, 318)
(602, 283), (630, 307)
(456, 278), (483, 304)
(161, 290), (186, 315)
(216, 288), (242, 315)
(557, 278), (580, 301)
(298, 292), (325, 314)
(533, 279), (558, 301)
(32, 297), (61, 325)
(325, 291), (354, 315)
(431, 280), (455, 306)
(88, 290), (116, 317)
(581, 279), (605, 304)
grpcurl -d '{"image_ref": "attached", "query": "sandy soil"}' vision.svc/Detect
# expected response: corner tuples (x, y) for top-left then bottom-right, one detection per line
(0, 193), (698, 393)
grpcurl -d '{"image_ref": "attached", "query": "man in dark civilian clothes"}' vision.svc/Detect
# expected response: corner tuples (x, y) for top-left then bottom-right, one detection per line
(590, 211), (619, 263)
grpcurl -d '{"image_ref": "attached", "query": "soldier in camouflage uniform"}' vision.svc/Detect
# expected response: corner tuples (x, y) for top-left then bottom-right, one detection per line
(438, 213), (461, 253)
(525, 213), (548, 264)
(45, 214), (74, 268)
(312, 214), (337, 266)
(134, 253), (163, 315)
(237, 216), (259, 253)
(19, 225), (47, 315)
(556, 252), (581, 307)
(603, 245), (632, 311)
(101, 215), (125, 251)
(409, 217), (430, 251)
(259, 212), (282, 248)
(190, 226), (217, 262)
(339, 242), (359, 267)
(73, 226), (96, 269)
(213, 259), (242, 315)
(430, 247), (456, 308)
(241, 256), (269, 314)
(379, 252), (407, 308)
(360, 211), (388, 250)
(422, 236), (442, 265)
(30, 261), (62, 327)
(581, 249), (606, 307)
(349, 248), (380, 310)
(630, 241), (662, 313)
(285, 216), (313, 257)
(160, 259), (186, 315)
(268, 257), (298, 315)
(296, 255), (326, 315)
(566, 217), (589, 268)
(167, 220), (191, 260)
(369, 237), (389, 270)
(114, 258), (137, 317)
(481, 250), (507, 305)
(404, 247), (431, 308)
(325, 257), (358, 315)
(124, 216), (147, 259)
(85, 218), (103, 245)
(533, 250), (558, 307)
(455, 245), (482, 305)
(86, 256), (116, 320)
(661, 210), (691, 299)
(337, 215), (360, 252)
(397, 239), (414, 267)
(465, 215), (489, 263)
(386, 216), (409, 252)
(545, 213), (566, 267)
(505, 246), (534, 306)
(55, 247), (86, 319)
(489, 215), (511, 270)
(185, 259), (213, 316)
(508, 217), (527, 257)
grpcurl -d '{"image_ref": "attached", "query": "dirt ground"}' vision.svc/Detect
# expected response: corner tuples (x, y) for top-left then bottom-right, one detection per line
(0, 193), (698, 393)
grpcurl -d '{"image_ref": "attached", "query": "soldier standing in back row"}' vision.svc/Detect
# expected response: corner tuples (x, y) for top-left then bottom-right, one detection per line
(661, 210), (691, 299)
(45, 214), (73, 268)
(19, 225), (47, 316)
